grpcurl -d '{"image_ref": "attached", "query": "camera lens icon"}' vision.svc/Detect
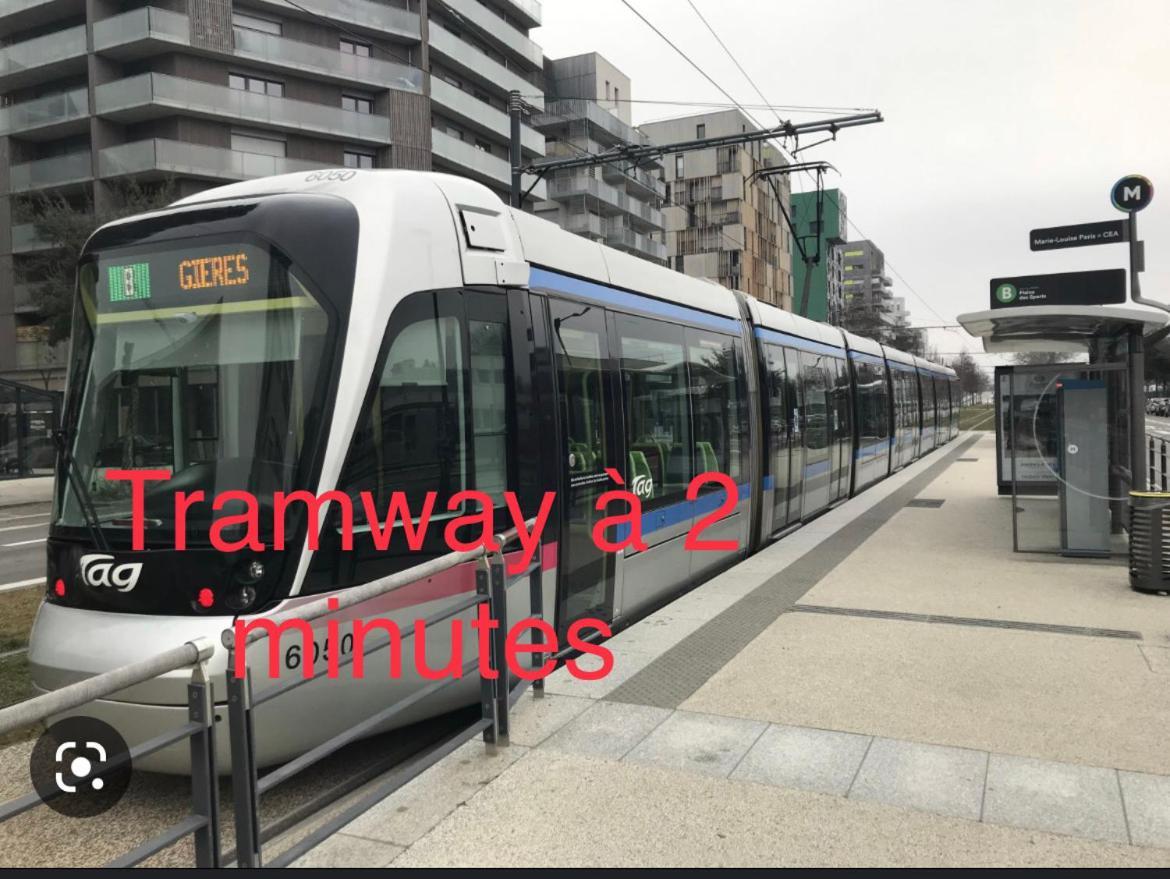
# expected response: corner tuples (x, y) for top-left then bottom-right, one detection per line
(31, 717), (131, 818)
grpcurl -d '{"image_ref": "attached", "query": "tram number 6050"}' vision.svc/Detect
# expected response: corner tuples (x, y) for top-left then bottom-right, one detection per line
(285, 633), (354, 671)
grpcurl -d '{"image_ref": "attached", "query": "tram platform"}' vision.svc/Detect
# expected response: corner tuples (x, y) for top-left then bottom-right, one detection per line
(296, 432), (1170, 867)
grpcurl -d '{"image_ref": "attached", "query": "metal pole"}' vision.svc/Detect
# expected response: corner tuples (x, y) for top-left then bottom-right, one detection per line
(476, 564), (498, 754)
(529, 565), (545, 698)
(227, 663), (262, 867)
(489, 553), (510, 746)
(1131, 328), (1147, 492)
(187, 665), (220, 868)
(1161, 439), (1167, 491)
(509, 90), (522, 209)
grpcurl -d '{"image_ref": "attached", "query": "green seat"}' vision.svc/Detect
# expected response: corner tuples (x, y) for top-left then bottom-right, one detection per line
(570, 441), (595, 472)
(696, 441), (719, 475)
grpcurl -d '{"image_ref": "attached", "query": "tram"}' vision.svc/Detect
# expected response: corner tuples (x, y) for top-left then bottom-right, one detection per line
(28, 170), (958, 770)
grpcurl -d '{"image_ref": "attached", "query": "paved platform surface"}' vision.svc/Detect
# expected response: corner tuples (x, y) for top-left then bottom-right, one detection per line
(0, 477), (53, 508)
(296, 433), (1170, 867)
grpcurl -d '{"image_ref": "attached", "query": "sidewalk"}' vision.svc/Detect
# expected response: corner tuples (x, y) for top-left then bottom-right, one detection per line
(0, 477), (53, 509)
(294, 433), (1170, 867)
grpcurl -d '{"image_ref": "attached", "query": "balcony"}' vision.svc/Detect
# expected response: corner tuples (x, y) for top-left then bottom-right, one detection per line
(11, 223), (52, 253)
(533, 100), (650, 148)
(13, 283), (39, 313)
(0, 0), (85, 32)
(437, 0), (542, 68)
(95, 73), (391, 144)
(0, 86), (88, 139)
(604, 221), (667, 262)
(502, 0), (541, 28)
(0, 22), (87, 89)
(99, 139), (325, 183)
(431, 127), (545, 199)
(248, 0), (420, 40)
(430, 78), (542, 156)
(93, 8), (423, 94)
(602, 161), (666, 201)
(547, 174), (627, 216)
(563, 212), (602, 237)
(428, 23), (543, 110)
(8, 150), (92, 192)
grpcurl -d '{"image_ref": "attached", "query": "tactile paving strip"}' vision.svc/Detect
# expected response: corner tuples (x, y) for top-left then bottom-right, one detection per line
(604, 435), (980, 709)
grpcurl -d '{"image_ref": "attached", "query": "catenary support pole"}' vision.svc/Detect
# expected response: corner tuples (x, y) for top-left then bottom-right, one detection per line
(509, 90), (522, 209)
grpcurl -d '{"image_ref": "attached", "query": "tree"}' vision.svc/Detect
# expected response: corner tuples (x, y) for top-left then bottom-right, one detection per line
(888, 323), (926, 357)
(1011, 350), (1085, 366)
(23, 178), (177, 344)
(949, 349), (989, 406)
(838, 293), (889, 346)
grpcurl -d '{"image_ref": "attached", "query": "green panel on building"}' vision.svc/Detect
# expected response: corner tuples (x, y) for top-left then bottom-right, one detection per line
(790, 188), (846, 323)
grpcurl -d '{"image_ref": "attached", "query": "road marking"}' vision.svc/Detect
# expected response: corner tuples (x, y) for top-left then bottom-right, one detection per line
(0, 647), (28, 661)
(0, 520), (48, 533)
(0, 511), (52, 523)
(0, 578), (42, 593)
(1, 538), (46, 548)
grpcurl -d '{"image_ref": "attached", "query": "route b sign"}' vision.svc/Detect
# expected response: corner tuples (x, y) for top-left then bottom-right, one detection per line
(1111, 175), (1153, 213)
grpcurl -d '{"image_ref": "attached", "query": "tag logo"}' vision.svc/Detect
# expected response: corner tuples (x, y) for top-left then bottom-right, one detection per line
(632, 473), (654, 499)
(79, 554), (142, 592)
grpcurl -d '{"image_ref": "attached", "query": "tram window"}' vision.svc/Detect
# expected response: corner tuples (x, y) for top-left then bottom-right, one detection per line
(470, 318), (508, 503)
(801, 355), (830, 451)
(686, 329), (748, 484)
(617, 314), (690, 510)
(340, 297), (467, 514)
(854, 360), (889, 444)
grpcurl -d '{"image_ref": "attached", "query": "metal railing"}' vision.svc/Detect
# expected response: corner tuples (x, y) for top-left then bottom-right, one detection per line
(223, 518), (538, 867)
(1148, 434), (1169, 491)
(0, 519), (542, 868)
(0, 639), (220, 867)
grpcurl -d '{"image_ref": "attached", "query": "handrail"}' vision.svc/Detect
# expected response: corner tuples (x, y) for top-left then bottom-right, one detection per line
(222, 519), (535, 649)
(0, 636), (215, 737)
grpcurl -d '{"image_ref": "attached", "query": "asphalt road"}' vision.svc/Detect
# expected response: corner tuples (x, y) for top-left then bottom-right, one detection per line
(1146, 412), (1170, 439)
(0, 502), (50, 592)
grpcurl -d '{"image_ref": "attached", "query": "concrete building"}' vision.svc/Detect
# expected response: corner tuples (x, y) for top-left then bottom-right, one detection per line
(0, 0), (547, 387)
(838, 238), (896, 327)
(639, 109), (793, 309)
(531, 52), (665, 265)
(790, 187), (847, 323)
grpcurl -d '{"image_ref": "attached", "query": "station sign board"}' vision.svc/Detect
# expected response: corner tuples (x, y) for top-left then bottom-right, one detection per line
(1029, 220), (1127, 251)
(990, 268), (1126, 309)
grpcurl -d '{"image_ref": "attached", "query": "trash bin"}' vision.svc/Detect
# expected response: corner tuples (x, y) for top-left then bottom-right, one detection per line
(1129, 491), (1170, 595)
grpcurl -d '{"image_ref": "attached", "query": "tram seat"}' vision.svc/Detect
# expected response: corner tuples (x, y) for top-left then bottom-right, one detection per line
(570, 441), (595, 471)
(696, 441), (719, 475)
(631, 441), (665, 493)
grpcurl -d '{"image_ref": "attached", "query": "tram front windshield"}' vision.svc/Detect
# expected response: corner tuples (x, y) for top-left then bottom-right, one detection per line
(57, 238), (332, 539)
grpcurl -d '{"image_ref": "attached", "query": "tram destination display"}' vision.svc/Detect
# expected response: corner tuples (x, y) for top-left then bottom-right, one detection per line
(990, 268), (1127, 309)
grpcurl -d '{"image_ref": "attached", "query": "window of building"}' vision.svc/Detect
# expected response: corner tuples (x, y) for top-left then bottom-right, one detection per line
(231, 130), (286, 157)
(474, 139), (492, 154)
(343, 150), (376, 169)
(233, 11), (282, 35)
(340, 38), (372, 57)
(614, 86), (619, 104)
(342, 94), (374, 114)
(605, 80), (610, 100)
(696, 123), (706, 139)
(229, 73), (284, 97)
(675, 154), (684, 179)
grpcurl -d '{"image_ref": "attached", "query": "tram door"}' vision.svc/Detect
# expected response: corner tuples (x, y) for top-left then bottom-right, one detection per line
(783, 347), (805, 525)
(549, 299), (618, 637)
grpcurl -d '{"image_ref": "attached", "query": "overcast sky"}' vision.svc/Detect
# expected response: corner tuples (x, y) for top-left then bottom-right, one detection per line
(533, 0), (1170, 362)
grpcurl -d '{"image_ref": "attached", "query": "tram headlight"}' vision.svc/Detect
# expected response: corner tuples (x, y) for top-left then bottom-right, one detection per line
(246, 560), (265, 581)
(225, 585), (257, 612)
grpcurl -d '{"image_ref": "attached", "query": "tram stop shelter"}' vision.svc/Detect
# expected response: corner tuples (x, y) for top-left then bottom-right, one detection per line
(957, 303), (1169, 557)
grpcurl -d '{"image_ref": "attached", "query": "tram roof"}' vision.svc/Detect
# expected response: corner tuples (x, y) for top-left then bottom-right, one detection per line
(957, 304), (1169, 353)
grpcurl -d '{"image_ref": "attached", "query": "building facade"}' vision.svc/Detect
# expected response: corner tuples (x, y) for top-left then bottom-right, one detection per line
(790, 187), (846, 323)
(838, 239), (895, 327)
(0, 0), (547, 387)
(531, 52), (665, 264)
(639, 109), (792, 309)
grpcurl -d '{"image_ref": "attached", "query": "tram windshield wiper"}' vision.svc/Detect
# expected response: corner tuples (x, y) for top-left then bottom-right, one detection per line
(53, 427), (110, 552)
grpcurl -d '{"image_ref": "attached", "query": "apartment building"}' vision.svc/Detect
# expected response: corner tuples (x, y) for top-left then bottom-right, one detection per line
(790, 187), (847, 323)
(530, 52), (665, 265)
(640, 109), (792, 309)
(838, 239), (895, 326)
(0, 0), (547, 387)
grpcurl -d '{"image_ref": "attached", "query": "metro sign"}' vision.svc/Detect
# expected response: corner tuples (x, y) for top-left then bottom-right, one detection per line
(1111, 175), (1153, 213)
